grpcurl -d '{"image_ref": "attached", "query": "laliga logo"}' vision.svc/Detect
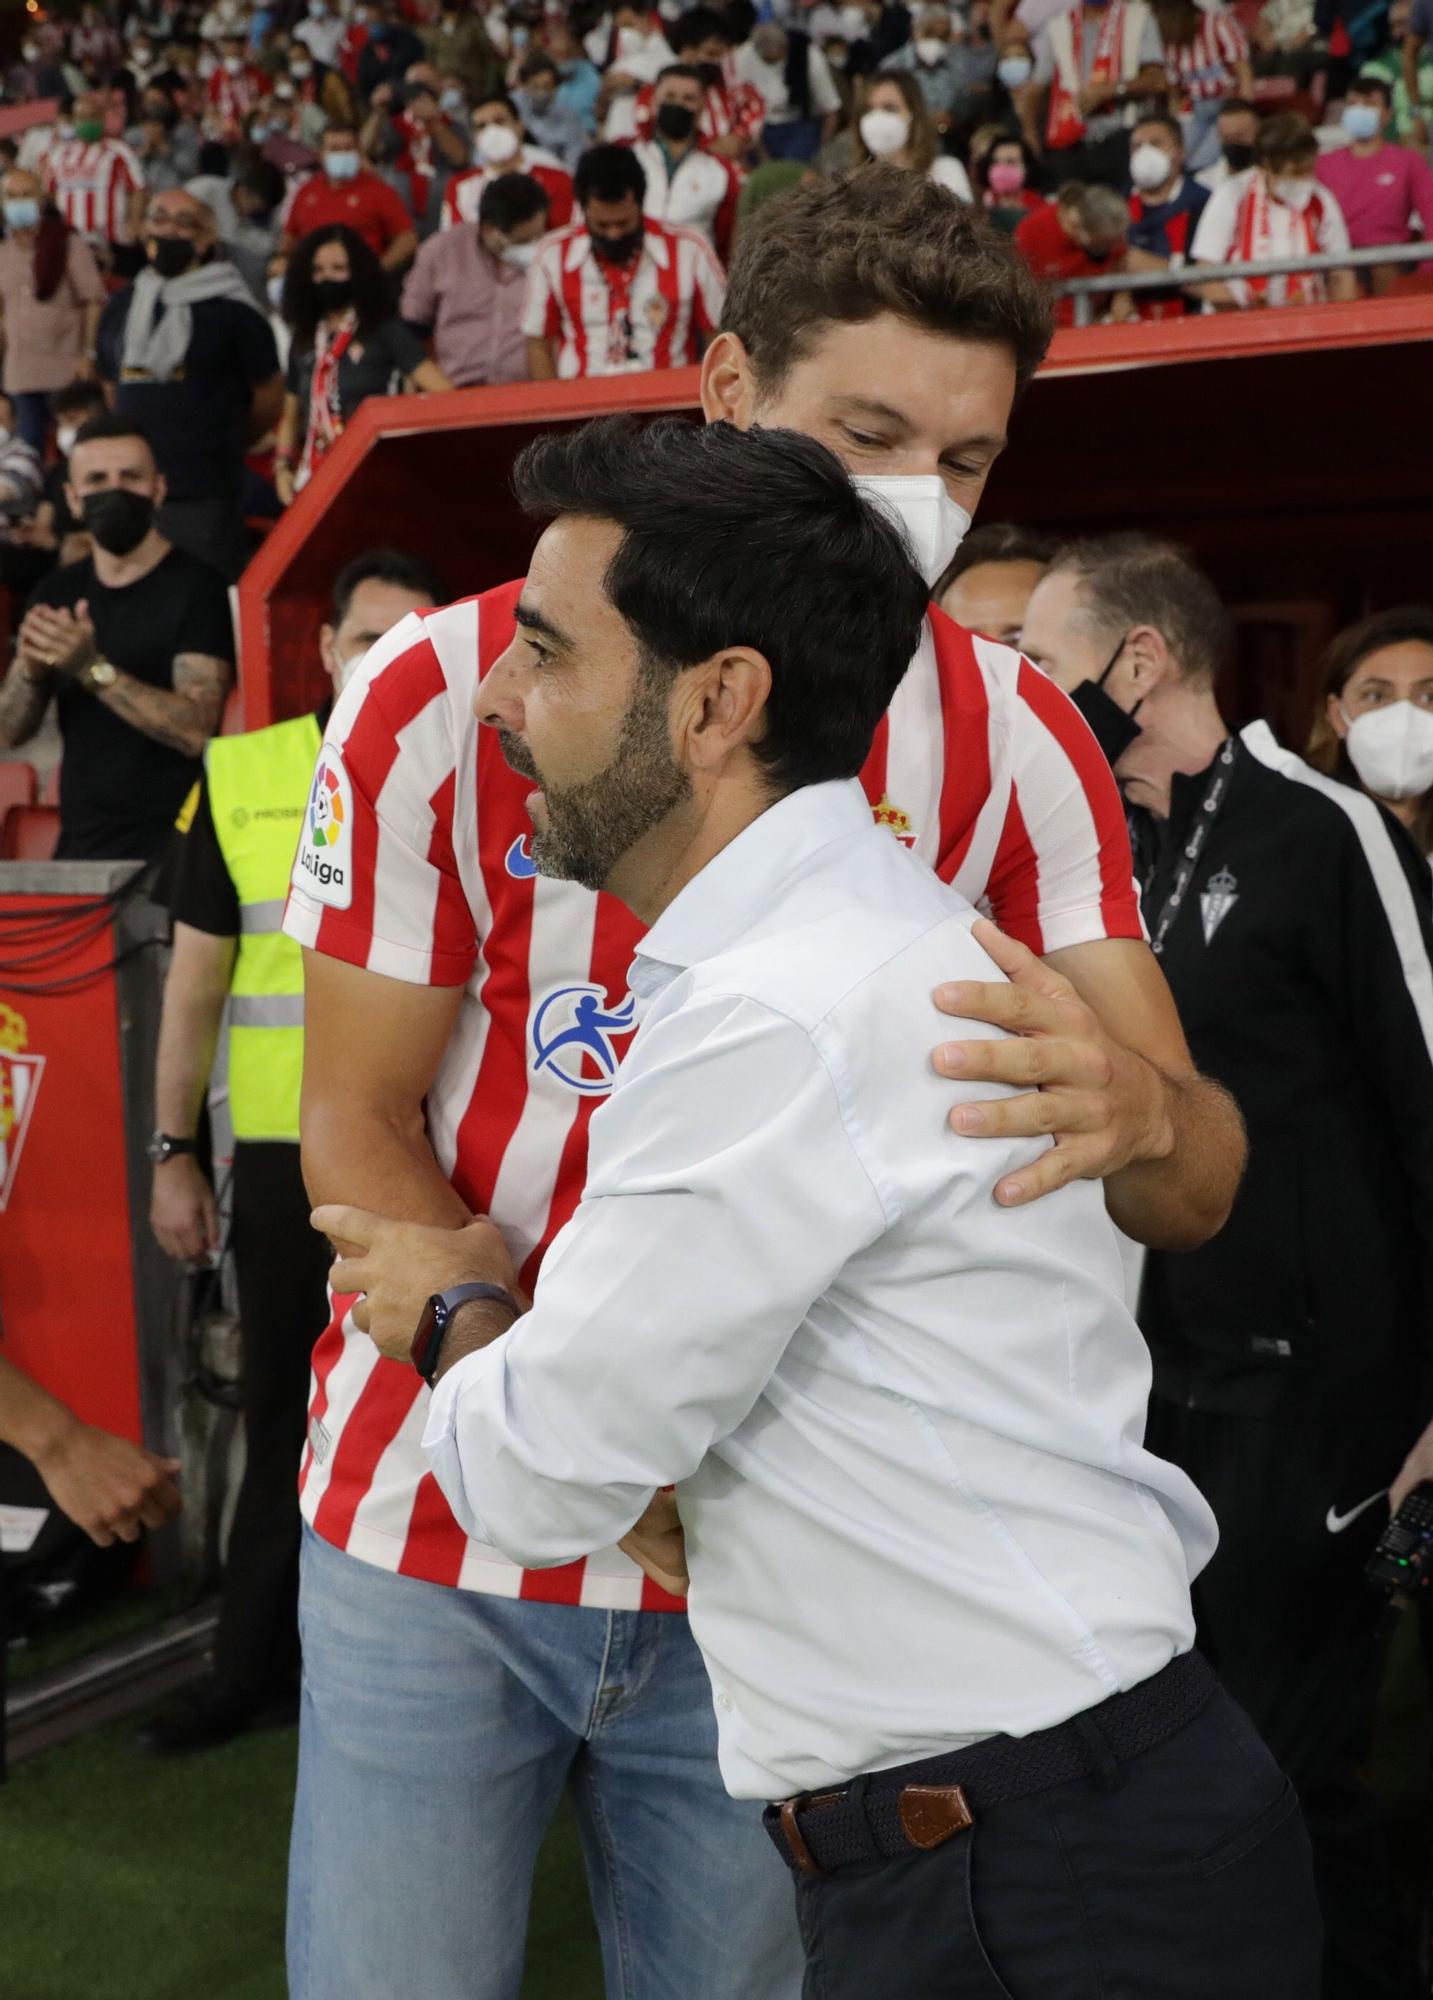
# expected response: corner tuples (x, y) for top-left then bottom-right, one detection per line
(530, 983), (637, 1095)
(300, 756), (349, 892)
(0, 1001), (44, 1210)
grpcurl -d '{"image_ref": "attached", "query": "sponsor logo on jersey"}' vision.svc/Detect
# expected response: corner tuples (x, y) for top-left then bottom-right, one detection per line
(297, 750), (353, 909)
(530, 983), (637, 1095)
(505, 835), (539, 880)
(0, 1002), (44, 1210)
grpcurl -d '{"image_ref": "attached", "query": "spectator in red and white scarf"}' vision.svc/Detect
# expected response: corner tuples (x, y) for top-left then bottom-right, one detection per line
(273, 223), (450, 505)
(205, 33), (272, 142)
(362, 63), (469, 232)
(1190, 110), (1355, 308)
(1028, 0), (1168, 187)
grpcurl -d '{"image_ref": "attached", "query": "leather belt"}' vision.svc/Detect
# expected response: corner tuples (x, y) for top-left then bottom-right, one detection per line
(764, 1649), (1215, 1876)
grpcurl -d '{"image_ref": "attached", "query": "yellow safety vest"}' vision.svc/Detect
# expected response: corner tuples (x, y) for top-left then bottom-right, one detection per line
(205, 713), (321, 1143)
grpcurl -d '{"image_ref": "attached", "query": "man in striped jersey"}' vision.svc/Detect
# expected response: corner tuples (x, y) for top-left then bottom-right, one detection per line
(43, 91), (145, 255)
(283, 166), (1245, 2000)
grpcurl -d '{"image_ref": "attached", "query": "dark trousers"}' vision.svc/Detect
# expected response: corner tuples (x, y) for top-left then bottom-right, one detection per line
(792, 1683), (1320, 1998)
(1146, 1397), (1421, 2000)
(211, 1140), (329, 1704)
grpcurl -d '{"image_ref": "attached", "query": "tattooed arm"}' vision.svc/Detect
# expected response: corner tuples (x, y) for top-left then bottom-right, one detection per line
(22, 601), (231, 759)
(0, 642), (54, 748)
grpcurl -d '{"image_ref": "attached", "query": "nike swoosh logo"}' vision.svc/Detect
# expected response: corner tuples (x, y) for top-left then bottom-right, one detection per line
(505, 836), (538, 880)
(1325, 1490), (1387, 1535)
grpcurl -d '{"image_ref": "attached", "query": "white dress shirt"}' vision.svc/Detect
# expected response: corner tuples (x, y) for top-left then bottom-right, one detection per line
(425, 780), (1216, 1801)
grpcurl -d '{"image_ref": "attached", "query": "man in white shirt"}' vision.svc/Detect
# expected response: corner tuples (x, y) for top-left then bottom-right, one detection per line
(630, 64), (742, 259)
(327, 414), (1320, 1999)
(732, 19), (842, 158)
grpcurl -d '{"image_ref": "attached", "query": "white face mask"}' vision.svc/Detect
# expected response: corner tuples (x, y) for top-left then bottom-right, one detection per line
(476, 121), (521, 164)
(333, 647), (367, 694)
(1129, 141), (1174, 191)
(57, 424), (80, 457)
(266, 271), (286, 307)
(913, 35), (947, 62)
(1273, 176), (1314, 210)
(850, 472), (970, 590)
(1342, 701), (1433, 802)
(858, 106), (910, 158)
(499, 238), (537, 268)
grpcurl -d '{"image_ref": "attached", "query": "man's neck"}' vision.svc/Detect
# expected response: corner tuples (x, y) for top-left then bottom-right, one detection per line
(1165, 689), (1230, 781)
(659, 132), (695, 163)
(91, 528), (170, 589)
(1146, 172), (1180, 204)
(1351, 137), (1385, 158)
(606, 774), (773, 926)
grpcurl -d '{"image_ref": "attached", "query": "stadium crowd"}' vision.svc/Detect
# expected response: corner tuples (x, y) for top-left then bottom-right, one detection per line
(0, 0), (1429, 1995)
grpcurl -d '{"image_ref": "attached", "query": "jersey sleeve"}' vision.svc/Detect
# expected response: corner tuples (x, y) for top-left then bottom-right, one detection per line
(521, 244), (561, 340)
(687, 229), (726, 337)
(986, 657), (1144, 955)
(282, 609), (480, 987)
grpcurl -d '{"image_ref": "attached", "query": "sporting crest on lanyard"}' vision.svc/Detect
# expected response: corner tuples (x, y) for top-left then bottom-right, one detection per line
(1200, 864), (1238, 944)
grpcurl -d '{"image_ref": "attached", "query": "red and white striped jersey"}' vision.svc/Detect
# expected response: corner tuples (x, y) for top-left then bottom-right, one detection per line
(1165, 4), (1248, 104)
(284, 581), (1143, 1610)
(205, 61), (272, 132)
(43, 137), (144, 247)
(629, 140), (742, 260)
(441, 147), (573, 231)
(520, 217), (725, 378)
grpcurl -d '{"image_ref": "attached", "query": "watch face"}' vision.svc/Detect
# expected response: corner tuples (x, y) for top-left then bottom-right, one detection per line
(410, 1295), (443, 1378)
(147, 1135), (169, 1163)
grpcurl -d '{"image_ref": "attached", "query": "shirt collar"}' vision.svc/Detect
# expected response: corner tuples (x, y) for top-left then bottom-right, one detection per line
(630, 779), (872, 999)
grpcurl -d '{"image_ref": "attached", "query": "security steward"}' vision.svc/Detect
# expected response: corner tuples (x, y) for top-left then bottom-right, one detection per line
(141, 548), (439, 1756)
(1021, 533), (1433, 2000)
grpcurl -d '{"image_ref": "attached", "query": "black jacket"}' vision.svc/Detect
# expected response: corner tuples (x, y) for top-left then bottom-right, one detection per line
(1138, 723), (1433, 1420)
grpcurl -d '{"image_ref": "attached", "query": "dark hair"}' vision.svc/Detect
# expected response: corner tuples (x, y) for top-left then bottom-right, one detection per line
(937, 520), (1058, 597)
(479, 169), (550, 234)
(197, 138), (230, 176)
(331, 546), (443, 627)
(971, 131), (1038, 196)
(283, 224), (391, 343)
(656, 61), (706, 88)
(574, 142), (647, 206)
(1132, 109), (1183, 147)
(519, 48), (560, 81)
(722, 165), (1053, 396)
(1308, 606), (1433, 849)
(323, 118), (359, 142)
(473, 89), (519, 116)
(1256, 110), (1316, 169)
(670, 6), (730, 48)
(511, 415), (929, 794)
(1044, 533), (1231, 688)
(1218, 95), (1256, 117)
(72, 411), (158, 461)
(1349, 72), (1394, 105)
(53, 375), (108, 419)
(236, 158), (285, 214)
(723, 0), (758, 41)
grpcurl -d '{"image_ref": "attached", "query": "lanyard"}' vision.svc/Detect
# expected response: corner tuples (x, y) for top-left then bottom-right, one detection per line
(597, 252), (640, 367)
(1148, 738), (1236, 957)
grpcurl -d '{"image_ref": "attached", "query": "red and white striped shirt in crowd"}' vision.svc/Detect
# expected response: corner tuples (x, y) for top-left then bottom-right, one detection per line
(441, 146), (574, 231)
(629, 139), (742, 261)
(521, 216), (725, 378)
(630, 73), (767, 148)
(283, 580), (1143, 1611)
(1164, 4), (1248, 106)
(205, 61), (272, 133)
(43, 136), (144, 247)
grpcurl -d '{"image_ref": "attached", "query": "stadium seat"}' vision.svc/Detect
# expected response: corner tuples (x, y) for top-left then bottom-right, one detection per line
(0, 763), (38, 820)
(1, 805), (60, 861)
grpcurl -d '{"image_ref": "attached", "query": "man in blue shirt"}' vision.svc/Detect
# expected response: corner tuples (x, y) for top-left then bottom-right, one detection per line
(1125, 111), (1210, 317)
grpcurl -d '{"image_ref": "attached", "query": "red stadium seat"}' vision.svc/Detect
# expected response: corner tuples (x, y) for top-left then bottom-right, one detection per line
(0, 762), (38, 819)
(1, 804), (60, 861)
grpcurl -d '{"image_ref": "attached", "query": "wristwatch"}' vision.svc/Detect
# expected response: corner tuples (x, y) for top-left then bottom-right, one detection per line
(411, 1282), (520, 1387)
(84, 658), (118, 692)
(148, 1131), (198, 1165)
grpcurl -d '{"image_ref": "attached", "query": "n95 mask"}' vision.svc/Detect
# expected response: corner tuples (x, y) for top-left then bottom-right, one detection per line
(850, 472), (971, 589)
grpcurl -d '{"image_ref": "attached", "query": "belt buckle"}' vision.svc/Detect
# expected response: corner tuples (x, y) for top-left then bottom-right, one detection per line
(778, 1796), (826, 1877)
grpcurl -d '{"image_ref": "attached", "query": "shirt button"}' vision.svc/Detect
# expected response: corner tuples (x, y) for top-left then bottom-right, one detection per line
(715, 1691), (733, 1712)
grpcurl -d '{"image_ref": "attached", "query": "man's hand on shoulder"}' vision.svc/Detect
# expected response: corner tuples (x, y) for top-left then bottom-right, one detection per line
(314, 1203), (523, 1358)
(931, 919), (1174, 1207)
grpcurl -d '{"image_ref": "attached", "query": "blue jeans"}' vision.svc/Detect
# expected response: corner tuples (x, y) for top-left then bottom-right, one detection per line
(10, 390), (50, 457)
(287, 1526), (804, 2000)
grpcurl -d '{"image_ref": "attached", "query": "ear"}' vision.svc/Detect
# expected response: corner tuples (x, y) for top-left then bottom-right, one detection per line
(1121, 622), (1174, 695)
(1327, 690), (1350, 740)
(318, 621), (337, 683)
(698, 330), (757, 429)
(678, 647), (772, 774)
